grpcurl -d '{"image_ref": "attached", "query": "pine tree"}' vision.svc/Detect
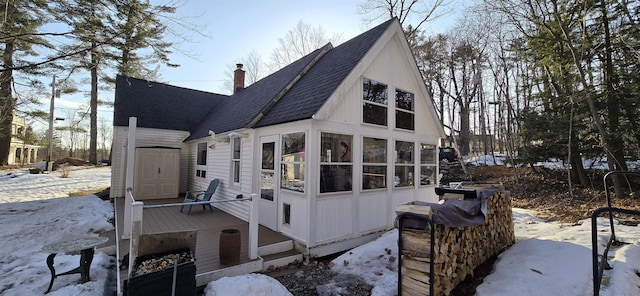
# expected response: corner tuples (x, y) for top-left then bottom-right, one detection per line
(53, 0), (179, 164)
(110, 0), (178, 81)
(0, 0), (52, 165)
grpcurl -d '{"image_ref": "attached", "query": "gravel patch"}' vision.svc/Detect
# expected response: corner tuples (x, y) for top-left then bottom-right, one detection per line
(268, 260), (374, 296)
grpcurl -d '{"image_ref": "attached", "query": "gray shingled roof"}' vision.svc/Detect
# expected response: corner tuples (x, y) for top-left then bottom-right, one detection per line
(113, 18), (395, 140)
(185, 45), (330, 141)
(113, 75), (228, 131)
(254, 19), (394, 127)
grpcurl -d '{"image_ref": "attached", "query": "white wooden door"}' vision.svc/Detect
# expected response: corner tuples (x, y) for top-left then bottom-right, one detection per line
(134, 148), (179, 200)
(259, 136), (279, 231)
(158, 151), (180, 198)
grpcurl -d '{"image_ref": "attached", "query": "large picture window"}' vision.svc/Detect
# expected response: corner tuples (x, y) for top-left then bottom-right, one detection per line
(420, 144), (437, 185)
(281, 132), (305, 193)
(395, 141), (414, 188)
(395, 89), (414, 130)
(363, 137), (387, 190)
(320, 133), (352, 193)
(363, 78), (388, 126)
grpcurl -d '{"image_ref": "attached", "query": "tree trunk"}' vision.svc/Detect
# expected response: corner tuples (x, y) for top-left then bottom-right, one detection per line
(69, 128), (74, 158)
(554, 2), (622, 197)
(90, 42), (98, 164)
(459, 104), (471, 156)
(600, 0), (627, 198)
(0, 42), (15, 165)
(569, 146), (589, 186)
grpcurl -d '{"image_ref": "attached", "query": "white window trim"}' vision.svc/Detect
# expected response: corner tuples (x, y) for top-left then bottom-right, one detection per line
(394, 87), (415, 132)
(319, 131), (354, 195)
(394, 140), (415, 189)
(196, 142), (207, 178)
(280, 132), (307, 194)
(361, 136), (388, 192)
(230, 137), (241, 185)
(362, 77), (389, 127)
(419, 143), (437, 187)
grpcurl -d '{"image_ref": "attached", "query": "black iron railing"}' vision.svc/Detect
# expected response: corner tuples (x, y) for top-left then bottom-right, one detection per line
(397, 212), (435, 296)
(591, 171), (640, 296)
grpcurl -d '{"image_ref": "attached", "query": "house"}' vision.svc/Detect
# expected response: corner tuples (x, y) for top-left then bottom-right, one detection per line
(111, 18), (445, 259)
(8, 111), (39, 165)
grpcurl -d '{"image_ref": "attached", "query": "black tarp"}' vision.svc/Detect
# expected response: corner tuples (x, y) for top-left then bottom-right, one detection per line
(408, 186), (502, 227)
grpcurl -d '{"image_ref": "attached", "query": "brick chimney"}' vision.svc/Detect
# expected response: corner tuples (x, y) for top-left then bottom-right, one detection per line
(233, 63), (245, 93)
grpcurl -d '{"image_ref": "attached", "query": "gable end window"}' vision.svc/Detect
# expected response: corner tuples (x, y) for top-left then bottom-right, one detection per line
(362, 78), (388, 126)
(395, 89), (415, 130)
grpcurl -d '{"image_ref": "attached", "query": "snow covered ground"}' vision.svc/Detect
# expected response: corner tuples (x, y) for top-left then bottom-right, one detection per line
(0, 166), (114, 296)
(1, 164), (639, 295)
(465, 153), (640, 171)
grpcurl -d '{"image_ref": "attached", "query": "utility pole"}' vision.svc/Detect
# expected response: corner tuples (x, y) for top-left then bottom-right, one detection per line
(46, 75), (55, 171)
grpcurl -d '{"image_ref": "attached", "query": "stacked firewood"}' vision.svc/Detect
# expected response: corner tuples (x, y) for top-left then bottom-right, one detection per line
(399, 189), (515, 296)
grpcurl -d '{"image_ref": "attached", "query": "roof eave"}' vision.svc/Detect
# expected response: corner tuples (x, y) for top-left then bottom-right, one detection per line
(245, 43), (333, 129)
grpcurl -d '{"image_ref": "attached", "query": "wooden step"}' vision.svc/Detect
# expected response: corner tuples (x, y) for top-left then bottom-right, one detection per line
(258, 240), (295, 256)
(261, 249), (303, 271)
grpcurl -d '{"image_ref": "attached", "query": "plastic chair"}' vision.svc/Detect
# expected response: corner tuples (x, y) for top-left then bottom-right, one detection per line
(180, 179), (220, 214)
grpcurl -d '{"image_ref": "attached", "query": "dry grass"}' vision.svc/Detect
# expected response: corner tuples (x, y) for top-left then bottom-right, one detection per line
(68, 187), (109, 197)
(446, 164), (640, 295)
(464, 165), (640, 224)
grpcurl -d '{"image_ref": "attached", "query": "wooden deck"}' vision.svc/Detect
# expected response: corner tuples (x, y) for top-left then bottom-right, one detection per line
(114, 197), (290, 285)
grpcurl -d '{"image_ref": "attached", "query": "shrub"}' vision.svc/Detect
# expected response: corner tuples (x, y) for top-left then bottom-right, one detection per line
(59, 163), (71, 178)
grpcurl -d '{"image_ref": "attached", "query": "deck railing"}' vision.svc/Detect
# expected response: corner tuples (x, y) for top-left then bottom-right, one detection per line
(591, 171), (640, 296)
(120, 187), (259, 295)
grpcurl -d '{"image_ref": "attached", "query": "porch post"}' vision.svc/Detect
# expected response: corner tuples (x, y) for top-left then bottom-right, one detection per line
(248, 193), (259, 260)
(122, 117), (137, 239)
(128, 201), (144, 273)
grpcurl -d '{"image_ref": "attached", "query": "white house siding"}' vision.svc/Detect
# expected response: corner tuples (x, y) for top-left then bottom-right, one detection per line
(111, 21), (444, 254)
(278, 191), (311, 244)
(315, 196), (354, 243)
(356, 191), (389, 233)
(184, 132), (255, 222)
(253, 122), (313, 244)
(110, 126), (190, 198)
(307, 28), (441, 246)
(309, 119), (441, 245)
(110, 127), (126, 198)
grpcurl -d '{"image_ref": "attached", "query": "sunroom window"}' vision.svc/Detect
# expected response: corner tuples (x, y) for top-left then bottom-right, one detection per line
(320, 133), (352, 193)
(395, 141), (414, 188)
(362, 78), (388, 126)
(395, 89), (414, 130)
(420, 144), (437, 185)
(281, 132), (305, 193)
(363, 137), (387, 190)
